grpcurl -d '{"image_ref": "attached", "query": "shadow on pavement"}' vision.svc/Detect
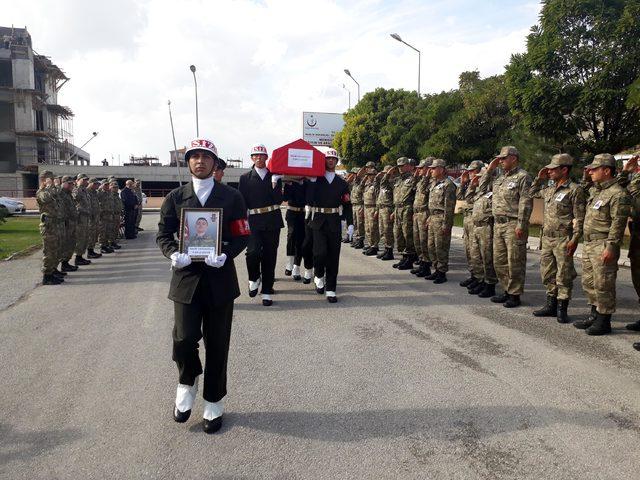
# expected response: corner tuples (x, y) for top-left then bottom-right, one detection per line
(0, 423), (84, 465)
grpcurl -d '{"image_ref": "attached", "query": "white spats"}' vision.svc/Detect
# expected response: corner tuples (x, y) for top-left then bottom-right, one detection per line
(314, 276), (325, 289)
(203, 399), (224, 420)
(261, 294), (272, 301)
(326, 291), (336, 298)
(292, 265), (301, 276)
(303, 269), (313, 280)
(249, 279), (261, 291)
(175, 377), (199, 412)
(285, 256), (294, 271)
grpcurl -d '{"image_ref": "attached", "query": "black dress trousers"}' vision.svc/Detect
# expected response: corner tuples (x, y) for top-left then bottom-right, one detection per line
(312, 224), (342, 291)
(285, 210), (306, 265)
(245, 228), (280, 294)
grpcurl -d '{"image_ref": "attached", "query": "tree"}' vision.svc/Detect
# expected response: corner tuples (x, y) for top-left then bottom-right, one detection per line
(506, 0), (640, 154)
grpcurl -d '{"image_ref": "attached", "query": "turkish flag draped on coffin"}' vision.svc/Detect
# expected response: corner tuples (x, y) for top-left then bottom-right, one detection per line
(267, 139), (326, 177)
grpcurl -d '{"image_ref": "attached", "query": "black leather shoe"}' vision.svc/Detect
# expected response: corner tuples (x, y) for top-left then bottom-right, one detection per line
(460, 276), (475, 287)
(433, 271), (447, 284)
(327, 296), (337, 303)
(302, 278), (311, 284)
(380, 248), (394, 261)
(557, 299), (571, 324)
(75, 256), (91, 266)
(203, 416), (223, 434)
(633, 342), (640, 352)
(586, 313), (612, 336)
(249, 288), (259, 298)
(365, 248), (378, 257)
(293, 274), (301, 281)
(61, 261), (78, 272)
(137, 227), (145, 231)
(533, 295), (557, 317)
(87, 249), (102, 259)
(284, 269), (292, 276)
(316, 287), (325, 294)
(52, 272), (65, 282)
(468, 281), (485, 295)
(424, 271), (438, 280)
(626, 321), (640, 332)
(100, 246), (113, 253)
(173, 407), (191, 423)
(53, 268), (67, 276)
(503, 294), (521, 308)
(491, 292), (509, 303)
(262, 299), (273, 307)
(111, 243), (122, 250)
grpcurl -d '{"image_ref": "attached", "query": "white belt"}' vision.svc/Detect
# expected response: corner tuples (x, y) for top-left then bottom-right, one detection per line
(248, 204), (280, 215)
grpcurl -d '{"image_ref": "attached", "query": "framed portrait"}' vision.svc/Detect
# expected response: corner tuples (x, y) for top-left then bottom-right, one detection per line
(179, 208), (223, 261)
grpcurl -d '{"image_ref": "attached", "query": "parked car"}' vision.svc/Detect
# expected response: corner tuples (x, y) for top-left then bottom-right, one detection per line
(0, 197), (26, 215)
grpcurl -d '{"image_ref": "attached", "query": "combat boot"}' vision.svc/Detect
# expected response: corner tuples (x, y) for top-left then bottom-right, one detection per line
(459, 276), (475, 287)
(416, 262), (430, 278)
(410, 261), (423, 275)
(342, 237), (351, 243)
(380, 248), (394, 261)
(42, 274), (62, 285)
(466, 278), (480, 290)
(586, 313), (612, 336)
(365, 247), (378, 256)
(61, 261), (78, 272)
(392, 255), (406, 268)
(478, 283), (495, 298)
(111, 242), (122, 250)
(468, 281), (485, 295)
(433, 271), (447, 284)
(100, 245), (113, 253)
(533, 295), (558, 317)
(424, 270), (438, 280)
(53, 268), (67, 277)
(557, 299), (570, 324)
(52, 271), (65, 282)
(75, 255), (91, 266)
(503, 294), (521, 308)
(87, 248), (102, 259)
(376, 249), (386, 259)
(574, 305), (597, 330)
(398, 254), (416, 270)
(625, 320), (640, 332)
(354, 238), (364, 250)
(491, 292), (509, 303)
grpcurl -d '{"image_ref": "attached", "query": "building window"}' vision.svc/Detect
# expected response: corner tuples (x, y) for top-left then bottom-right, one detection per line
(0, 60), (12, 87)
(35, 110), (44, 131)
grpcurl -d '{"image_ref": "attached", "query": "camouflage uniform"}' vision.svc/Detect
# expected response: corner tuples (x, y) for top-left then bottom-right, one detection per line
(470, 172), (497, 290)
(73, 176), (92, 258)
(480, 147), (533, 299)
(350, 173), (365, 247)
(376, 166), (395, 259)
(412, 165), (431, 267)
(110, 185), (123, 243)
(362, 169), (380, 253)
(58, 182), (79, 263)
(617, 169), (640, 302)
(86, 180), (101, 253)
(36, 177), (62, 276)
(457, 160), (484, 282)
(393, 158), (416, 259)
(528, 154), (586, 315)
(97, 184), (111, 248)
(134, 182), (143, 229)
(426, 159), (457, 276)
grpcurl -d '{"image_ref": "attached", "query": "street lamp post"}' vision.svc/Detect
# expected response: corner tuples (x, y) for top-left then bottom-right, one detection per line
(342, 83), (351, 110)
(189, 64), (199, 137)
(390, 33), (421, 97)
(167, 100), (183, 185)
(343, 69), (360, 103)
(68, 131), (98, 164)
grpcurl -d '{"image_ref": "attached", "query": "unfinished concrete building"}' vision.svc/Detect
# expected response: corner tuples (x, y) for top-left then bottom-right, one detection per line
(0, 26), (88, 196)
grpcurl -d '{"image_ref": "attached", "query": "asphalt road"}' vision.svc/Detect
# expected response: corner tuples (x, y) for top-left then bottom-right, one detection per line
(1, 213), (639, 480)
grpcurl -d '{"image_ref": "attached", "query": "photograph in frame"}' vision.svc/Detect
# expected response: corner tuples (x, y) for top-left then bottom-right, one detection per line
(178, 208), (223, 261)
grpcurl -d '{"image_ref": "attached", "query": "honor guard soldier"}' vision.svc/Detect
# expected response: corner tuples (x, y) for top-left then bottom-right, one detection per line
(411, 158), (434, 277)
(573, 154), (631, 335)
(157, 137), (250, 434)
(59, 175), (80, 273)
(458, 160), (484, 288)
(306, 149), (353, 302)
(349, 167), (366, 249)
(375, 165), (396, 260)
(36, 170), (63, 285)
(391, 157), (417, 269)
(238, 144), (284, 307)
(362, 161), (380, 256)
(468, 168), (498, 297)
(481, 146), (533, 308)
(73, 173), (93, 266)
(283, 176), (311, 281)
(528, 154), (586, 323)
(424, 159), (457, 283)
(86, 178), (103, 259)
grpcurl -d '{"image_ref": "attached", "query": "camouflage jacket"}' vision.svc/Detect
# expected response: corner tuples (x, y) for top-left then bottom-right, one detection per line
(471, 181), (493, 224)
(362, 176), (379, 206)
(350, 177), (364, 205)
(456, 182), (476, 214)
(428, 177), (457, 226)
(86, 188), (101, 218)
(59, 189), (78, 223)
(528, 178), (586, 244)
(393, 172), (416, 207)
(481, 167), (533, 230)
(413, 176), (431, 212)
(583, 178), (631, 250)
(73, 186), (92, 216)
(616, 171), (640, 223)
(111, 191), (123, 215)
(376, 176), (395, 208)
(36, 186), (61, 220)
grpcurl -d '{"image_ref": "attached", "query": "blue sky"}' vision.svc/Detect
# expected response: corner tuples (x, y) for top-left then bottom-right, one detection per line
(4, 0), (541, 165)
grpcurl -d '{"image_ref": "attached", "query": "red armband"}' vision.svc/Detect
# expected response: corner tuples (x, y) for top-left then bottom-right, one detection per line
(341, 193), (351, 203)
(230, 218), (251, 236)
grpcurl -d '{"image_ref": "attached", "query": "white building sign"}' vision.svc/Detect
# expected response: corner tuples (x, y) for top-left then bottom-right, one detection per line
(302, 112), (345, 147)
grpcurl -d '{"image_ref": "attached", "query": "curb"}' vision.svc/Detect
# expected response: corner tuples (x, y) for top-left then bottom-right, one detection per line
(3, 244), (40, 262)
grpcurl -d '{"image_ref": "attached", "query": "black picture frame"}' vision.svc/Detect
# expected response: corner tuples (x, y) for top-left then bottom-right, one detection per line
(178, 208), (223, 262)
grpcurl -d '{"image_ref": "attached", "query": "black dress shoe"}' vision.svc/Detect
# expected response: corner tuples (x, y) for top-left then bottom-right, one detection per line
(633, 342), (640, 352)
(203, 416), (223, 434)
(293, 274), (301, 281)
(327, 296), (337, 303)
(101, 246), (113, 253)
(302, 278), (311, 284)
(262, 299), (273, 306)
(173, 407), (191, 423)
(111, 243), (122, 249)
(316, 287), (325, 294)
(138, 227), (145, 231)
(284, 269), (292, 276)
(249, 288), (258, 298)
(626, 321), (640, 332)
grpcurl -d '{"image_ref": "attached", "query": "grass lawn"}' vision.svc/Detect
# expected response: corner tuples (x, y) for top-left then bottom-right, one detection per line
(0, 217), (41, 260)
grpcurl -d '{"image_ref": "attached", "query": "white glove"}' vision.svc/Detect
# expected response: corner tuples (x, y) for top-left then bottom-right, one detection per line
(271, 174), (283, 183)
(347, 225), (354, 240)
(204, 252), (227, 268)
(170, 252), (191, 269)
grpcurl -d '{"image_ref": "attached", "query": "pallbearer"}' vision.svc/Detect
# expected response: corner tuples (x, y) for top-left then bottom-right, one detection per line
(238, 144), (284, 307)
(283, 177), (310, 280)
(306, 149), (353, 303)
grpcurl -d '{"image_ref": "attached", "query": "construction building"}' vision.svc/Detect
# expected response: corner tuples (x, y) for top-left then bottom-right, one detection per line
(0, 26), (88, 196)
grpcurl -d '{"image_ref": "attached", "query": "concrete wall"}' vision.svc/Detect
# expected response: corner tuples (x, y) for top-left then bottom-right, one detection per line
(12, 57), (34, 90)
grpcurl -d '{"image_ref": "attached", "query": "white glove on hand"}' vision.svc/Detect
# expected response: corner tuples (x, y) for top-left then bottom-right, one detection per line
(204, 252), (227, 268)
(347, 225), (354, 240)
(170, 252), (191, 269)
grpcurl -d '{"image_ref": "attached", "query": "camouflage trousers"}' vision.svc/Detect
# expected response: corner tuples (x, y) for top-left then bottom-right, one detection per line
(364, 206), (380, 248)
(61, 220), (77, 262)
(40, 217), (60, 274)
(493, 220), (528, 295)
(99, 214), (110, 245)
(75, 214), (90, 256)
(393, 206), (414, 255)
(462, 212), (474, 274)
(87, 215), (99, 250)
(412, 210), (429, 262)
(378, 207), (394, 248)
(427, 213), (452, 272)
(136, 205), (143, 228)
(629, 227), (640, 302)
(353, 204), (365, 242)
(470, 222), (497, 284)
(111, 214), (121, 242)
(539, 235), (577, 300)
(582, 240), (619, 314)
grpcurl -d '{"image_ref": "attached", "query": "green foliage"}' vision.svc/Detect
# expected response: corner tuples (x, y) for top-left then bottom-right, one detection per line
(505, 0), (640, 153)
(0, 205), (8, 224)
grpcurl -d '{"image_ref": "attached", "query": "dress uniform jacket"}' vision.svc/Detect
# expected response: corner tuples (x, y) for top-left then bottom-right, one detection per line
(157, 181), (250, 306)
(238, 169), (284, 231)
(306, 175), (354, 230)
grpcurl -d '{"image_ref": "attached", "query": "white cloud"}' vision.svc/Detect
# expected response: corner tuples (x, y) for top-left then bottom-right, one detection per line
(3, 0), (540, 166)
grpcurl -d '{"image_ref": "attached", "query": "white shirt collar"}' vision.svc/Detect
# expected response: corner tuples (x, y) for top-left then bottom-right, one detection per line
(191, 176), (214, 205)
(324, 171), (336, 184)
(255, 167), (268, 180)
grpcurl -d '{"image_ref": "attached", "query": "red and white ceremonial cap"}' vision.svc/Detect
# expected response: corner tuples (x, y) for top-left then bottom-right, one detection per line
(185, 138), (219, 161)
(325, 148), (339, 159)
(250, 144), (269, 157)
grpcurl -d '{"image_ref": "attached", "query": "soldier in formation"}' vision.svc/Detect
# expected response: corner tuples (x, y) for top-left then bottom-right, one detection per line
(349, 167), (366, 249)
(457, 160), (484, 288)
(390, 157), (417, 270)
(410, 158), (433, 278)
(362, 161), (380, 256)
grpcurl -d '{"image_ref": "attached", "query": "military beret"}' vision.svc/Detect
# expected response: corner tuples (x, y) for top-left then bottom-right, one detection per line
(365, 161), (376, 168)
(39, 170), (54, 179)
(396, 157), (408, 166)
(466, 160), (484, 171)
(497, 146), (519, 158)
(585, 153), (616, 169)
(430, 158), (447, 168)
(545, 153), (574, 169)
(76, 173), (89, 180)
(61, 175), (75, 183)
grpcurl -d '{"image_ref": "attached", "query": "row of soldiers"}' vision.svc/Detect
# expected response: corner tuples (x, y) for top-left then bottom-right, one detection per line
(36, 171), (125, 285)
(347, 146), (640, 350)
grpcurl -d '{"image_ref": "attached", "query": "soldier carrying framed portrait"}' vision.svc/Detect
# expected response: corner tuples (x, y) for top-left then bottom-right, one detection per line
(179, 208), (223, 261)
